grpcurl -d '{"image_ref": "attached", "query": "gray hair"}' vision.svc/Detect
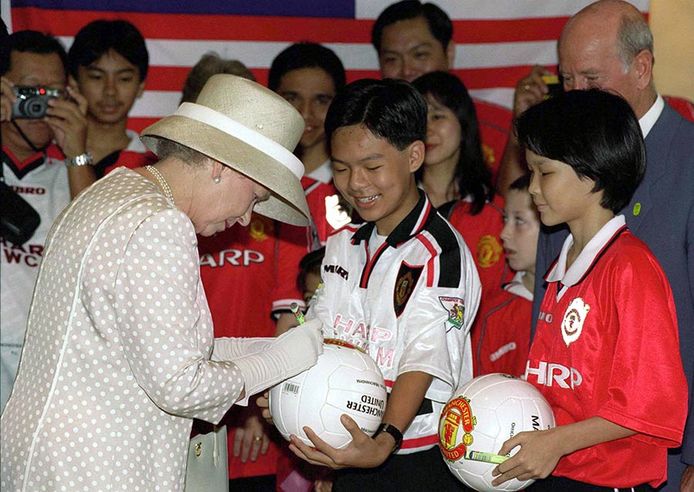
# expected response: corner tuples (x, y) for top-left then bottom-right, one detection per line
(616, 11), (653, 69)
(180, 52), (255, 104)
(155, 138), (209, 167)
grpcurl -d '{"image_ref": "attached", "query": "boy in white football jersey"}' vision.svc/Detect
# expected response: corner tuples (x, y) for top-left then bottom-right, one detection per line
(288, 78), (481, 491)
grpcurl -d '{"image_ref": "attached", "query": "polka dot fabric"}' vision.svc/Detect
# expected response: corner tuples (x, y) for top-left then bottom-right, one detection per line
(1, 168), (244, 491)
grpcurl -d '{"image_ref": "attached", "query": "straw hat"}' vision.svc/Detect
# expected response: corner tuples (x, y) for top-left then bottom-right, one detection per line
(141, 74), (309, 226)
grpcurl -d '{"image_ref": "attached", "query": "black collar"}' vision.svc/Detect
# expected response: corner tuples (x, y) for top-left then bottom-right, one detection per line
(351, 189), (432, 247)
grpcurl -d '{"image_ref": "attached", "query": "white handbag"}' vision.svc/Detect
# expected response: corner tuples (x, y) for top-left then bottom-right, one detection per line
(184, 425), (229, 492)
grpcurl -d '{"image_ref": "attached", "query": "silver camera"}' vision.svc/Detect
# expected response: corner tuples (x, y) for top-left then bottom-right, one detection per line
(11, 85), (63, 119)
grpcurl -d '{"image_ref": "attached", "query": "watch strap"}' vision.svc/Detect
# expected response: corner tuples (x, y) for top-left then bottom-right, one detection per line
(374, 423), (403, 451)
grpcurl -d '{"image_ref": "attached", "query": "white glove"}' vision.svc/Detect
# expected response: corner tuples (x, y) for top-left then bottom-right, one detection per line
(233, 318), (324, 403)
(212, 337), (274, 361)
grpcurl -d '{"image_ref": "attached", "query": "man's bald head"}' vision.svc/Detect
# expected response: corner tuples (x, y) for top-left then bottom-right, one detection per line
(558, 0), (656, 118)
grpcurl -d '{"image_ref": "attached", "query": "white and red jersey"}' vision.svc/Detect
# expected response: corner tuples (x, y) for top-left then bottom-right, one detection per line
(271, 160), (348, 315)
(472, 271), (531, 377)
(97, 129), (157, 177)
(1, 145), (70, 412)
(197, 214), (281, 479)
(527, 215), (687, 488)
(308, 192), (481, 454)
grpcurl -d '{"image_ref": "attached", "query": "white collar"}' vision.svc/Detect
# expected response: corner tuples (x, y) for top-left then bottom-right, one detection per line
(639, 94), (664, 138)
(127, 129), (147, 152)
(547, 215), (626, 298)
(504, 271), (533, 301)
(307, 159), (333, 184)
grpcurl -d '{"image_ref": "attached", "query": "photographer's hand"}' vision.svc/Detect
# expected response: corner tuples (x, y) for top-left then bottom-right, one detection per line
(1, 77), (16, 122)
(44, 85), (88, 158)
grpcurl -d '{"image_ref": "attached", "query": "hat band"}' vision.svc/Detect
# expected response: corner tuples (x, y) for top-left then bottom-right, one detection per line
(175, 103), (304, 179)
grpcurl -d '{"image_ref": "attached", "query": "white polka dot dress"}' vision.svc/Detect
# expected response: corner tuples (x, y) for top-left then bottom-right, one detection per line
(1, 168), (244, 491)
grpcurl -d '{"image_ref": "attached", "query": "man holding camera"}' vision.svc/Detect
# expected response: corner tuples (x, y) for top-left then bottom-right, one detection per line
(0, 30), (91, 412)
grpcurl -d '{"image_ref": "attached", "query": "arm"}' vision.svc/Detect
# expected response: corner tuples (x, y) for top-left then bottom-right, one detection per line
(496, 66), (551, 194)
(44, 85), (96, 198)
(491, 416), (635, 485)
(289, 371), (434, 469)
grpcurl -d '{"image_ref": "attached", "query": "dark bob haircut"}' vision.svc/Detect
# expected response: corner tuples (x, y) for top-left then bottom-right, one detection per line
(372, 0), (452, 54)
(268, 42), (346, 93)
(413, 71), (493, 215)
(67, 20), (149, 81)
(1, 30), (67, 77)
(516, 89), (645, 214)
(325, 78), (427, 151)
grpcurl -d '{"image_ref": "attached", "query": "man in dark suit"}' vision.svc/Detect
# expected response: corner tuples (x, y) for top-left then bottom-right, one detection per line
(504, 1), (694, 490)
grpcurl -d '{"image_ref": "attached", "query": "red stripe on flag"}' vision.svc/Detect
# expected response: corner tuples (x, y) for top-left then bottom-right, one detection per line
(141, 65), (552, 92)
(12, 7), (570, 44)
(127, 117), (161, 133)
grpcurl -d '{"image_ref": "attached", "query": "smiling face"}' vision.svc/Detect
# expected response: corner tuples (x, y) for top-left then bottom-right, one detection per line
(74, 49), (144, 125)
(500, 188), (540, 274)
(276, 67), (336, 153)
(2, 51), (65, 153)
(378, 16), (452, 82)
(526, 150), (603, 231)
(191, 163), (271, 237)
(331, 124), (423, 236)
(423, 93), (461, 169)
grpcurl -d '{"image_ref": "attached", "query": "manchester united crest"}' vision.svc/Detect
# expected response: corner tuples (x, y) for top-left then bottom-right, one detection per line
(393, 263), (423, 317)
(477, 235), (503, 268)
(562, 297), (590, 346)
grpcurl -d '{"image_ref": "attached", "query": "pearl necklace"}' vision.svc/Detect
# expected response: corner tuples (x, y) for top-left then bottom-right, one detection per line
(145, 165), (175, 204)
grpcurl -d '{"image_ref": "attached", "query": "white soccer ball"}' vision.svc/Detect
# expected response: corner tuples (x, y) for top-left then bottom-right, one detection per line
(269, 339), (387, 449)
(438, 373), (555, 491)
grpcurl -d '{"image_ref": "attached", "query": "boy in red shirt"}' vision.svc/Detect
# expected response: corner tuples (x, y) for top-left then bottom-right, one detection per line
(473, 173), (538, 376)
(492, 90), (688, 490)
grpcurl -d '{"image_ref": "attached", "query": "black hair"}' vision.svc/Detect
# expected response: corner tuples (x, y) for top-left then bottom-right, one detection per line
(413, 71), (493, 215)
(67, 20), (149, 81)
(268, 42), (346, 92)
(371, 0), (452, 53)
(325, 78), (426, 151)
(297, 247), (325, 295)
(1, 30), (67, 77)
(508, 173), (531, 192)
(516, 89), (645, 214)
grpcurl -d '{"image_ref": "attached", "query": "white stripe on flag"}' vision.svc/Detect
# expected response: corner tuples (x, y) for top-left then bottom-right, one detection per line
(355, 0), (649, 20)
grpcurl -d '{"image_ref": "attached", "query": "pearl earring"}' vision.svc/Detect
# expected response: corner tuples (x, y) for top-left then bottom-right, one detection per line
(213, 176), (221, 184)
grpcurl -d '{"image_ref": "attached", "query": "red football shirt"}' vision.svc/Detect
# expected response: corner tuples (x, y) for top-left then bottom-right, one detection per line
(198, 214), (281, 479)
(472, 272), (531, 377)
(527, 217), (687, 488)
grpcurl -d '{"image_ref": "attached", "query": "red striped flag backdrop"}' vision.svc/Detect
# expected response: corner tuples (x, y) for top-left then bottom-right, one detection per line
(4, 0), (649, 133)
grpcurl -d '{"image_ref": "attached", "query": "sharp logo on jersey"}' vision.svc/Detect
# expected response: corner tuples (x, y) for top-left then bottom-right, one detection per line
(393, 263), (423, 317)
(249, 218), (268, 241)
(561, 297), (590, 346)
(477, 234), (503, 268)
(324, 264), (349, 280)
(199, 249), (264, 268)
(1, 240), (44, 267)
(524, 360), (583, 389)
(439, 296), (465, 329)
(439, 396), (476, 461)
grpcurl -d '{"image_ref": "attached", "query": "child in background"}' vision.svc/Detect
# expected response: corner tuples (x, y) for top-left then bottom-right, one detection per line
(289, 78), (481, 491)
(66, 19), (153, 193)
(412, 71), (508, 308)
(268, 43), (351, 335)
(492, 90), (687, 490)
(472, 174), (538, 376)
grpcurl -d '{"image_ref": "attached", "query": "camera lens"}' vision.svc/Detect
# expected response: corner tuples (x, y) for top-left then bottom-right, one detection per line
(22, 98), (48, 118)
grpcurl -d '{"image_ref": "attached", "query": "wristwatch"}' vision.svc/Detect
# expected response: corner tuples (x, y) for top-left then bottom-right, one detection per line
(66, 152), (94, 167)
(373, 423), (403, 451)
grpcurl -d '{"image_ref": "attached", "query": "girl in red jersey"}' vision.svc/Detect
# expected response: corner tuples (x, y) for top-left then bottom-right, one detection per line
(492, 90), (688, 491)
(413, 71), (509, 306)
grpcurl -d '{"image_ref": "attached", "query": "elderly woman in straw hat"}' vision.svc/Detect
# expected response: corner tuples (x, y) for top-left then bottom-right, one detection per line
(0, 74), (323, 491)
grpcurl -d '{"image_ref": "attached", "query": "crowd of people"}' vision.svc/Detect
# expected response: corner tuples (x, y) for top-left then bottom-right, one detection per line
(1, 1), (692, 491)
